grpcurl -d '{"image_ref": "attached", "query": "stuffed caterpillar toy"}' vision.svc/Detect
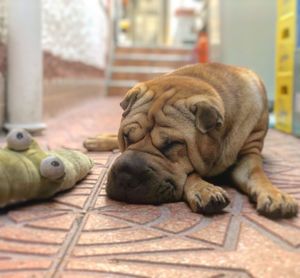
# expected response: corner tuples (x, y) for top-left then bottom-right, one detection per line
(0, 129), (93, 208)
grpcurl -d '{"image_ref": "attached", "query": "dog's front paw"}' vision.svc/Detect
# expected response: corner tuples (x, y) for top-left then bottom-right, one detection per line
(256, 190), (298, 218)
(83, 134), (118, 151)
(186, 185), (230, 215)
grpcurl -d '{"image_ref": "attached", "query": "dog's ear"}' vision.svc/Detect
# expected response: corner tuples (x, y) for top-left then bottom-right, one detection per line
(191, 102), (224, 134)
(120, 90), (139, 117)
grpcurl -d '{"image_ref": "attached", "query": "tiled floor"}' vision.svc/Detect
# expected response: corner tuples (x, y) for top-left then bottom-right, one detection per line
(0, 96), (300, 278)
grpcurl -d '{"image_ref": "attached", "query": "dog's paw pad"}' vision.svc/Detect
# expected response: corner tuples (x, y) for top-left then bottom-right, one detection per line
(256, 191), (298, 218)
(188, 186), (230, 215)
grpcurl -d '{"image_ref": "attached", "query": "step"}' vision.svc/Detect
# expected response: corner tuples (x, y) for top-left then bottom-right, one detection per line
(107, 80), (136, 96)
(113, 59), (189, 68)
(113, 53), (191, 68)
(108, 80), (137, 88)
(107, 66), (177, 96)
(112, 66), (173, 73)
(107, 47), (193, 97)
(115, 53), (192, 62)
(110, 66), (172, 82)
(108, 86), (131, 96)
(111, 72), (163, 82)
(115, 46), (193, 55)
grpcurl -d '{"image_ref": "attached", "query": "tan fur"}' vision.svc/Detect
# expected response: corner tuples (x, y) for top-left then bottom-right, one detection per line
(84, 63), (298, 218)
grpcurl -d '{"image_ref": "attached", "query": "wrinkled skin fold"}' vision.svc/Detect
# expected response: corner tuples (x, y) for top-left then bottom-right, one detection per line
(85, 63), (298, 218)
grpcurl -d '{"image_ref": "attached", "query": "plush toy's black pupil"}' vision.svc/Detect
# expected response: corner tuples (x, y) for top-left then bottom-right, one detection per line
(51, 161), (60, 167)
(16, 132), (24, 139)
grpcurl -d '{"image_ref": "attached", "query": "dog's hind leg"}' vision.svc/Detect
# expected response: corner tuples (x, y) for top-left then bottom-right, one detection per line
(83, 134), (119, 151)
(230, 153), (298, 218)
(183, 173), (230, 214)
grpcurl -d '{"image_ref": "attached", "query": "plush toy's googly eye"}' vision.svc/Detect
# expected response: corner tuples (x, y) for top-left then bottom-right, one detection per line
(40, 156), (65, 180)
(6, 129), (33, 151)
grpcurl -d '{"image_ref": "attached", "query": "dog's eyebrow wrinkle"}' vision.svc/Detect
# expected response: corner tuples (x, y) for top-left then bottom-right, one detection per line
(148, 88), (176, 121)
(154, 104), (193, 132)
(129, 147), (164, 160)
(123, 122), (140, 134)
(133, 89), (154, 110)
(156, 124), (172, 129)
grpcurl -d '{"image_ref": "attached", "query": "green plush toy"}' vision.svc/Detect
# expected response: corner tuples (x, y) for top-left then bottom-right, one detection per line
(0, 129), (93, 208)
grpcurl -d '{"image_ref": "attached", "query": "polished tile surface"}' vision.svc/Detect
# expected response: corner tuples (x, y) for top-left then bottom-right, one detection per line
(0, 97), (299, 278)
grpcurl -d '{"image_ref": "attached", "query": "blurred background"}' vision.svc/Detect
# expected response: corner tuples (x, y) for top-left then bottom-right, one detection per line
(0, 0), (299, 137)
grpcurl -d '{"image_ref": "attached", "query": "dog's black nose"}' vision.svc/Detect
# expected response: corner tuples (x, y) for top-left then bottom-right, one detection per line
(113, 161), (142, 189)
(106, 151), (161, 204)
(109, 152), (152, 189)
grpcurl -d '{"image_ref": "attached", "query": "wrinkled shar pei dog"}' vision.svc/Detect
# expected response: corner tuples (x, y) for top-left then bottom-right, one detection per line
(84, 63), (298, 218)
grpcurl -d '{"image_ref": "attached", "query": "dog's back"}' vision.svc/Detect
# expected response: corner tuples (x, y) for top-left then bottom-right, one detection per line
(167, 63), (269, 176)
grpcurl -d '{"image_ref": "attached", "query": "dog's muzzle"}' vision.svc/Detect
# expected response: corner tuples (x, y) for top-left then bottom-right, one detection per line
(106, 150), (179, 204)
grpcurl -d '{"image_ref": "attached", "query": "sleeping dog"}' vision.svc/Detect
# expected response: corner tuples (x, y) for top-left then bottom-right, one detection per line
(84, 63), (298, 218)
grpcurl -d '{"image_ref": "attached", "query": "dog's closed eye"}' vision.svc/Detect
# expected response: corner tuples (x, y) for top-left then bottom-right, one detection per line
(160, 140), (183, 154)
(122, 124), (139, 146)
(123, 132), (133, 146)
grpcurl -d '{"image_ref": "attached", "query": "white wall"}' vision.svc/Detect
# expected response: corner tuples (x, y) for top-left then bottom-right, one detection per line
(0, 0), (108, 68)
(42, 0), (108, 69)
(209, 0), (276, 102)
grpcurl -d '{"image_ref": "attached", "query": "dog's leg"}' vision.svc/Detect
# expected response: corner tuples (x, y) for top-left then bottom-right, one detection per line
(83, 134), (119, 151)
(230, 154), (298, 218)
(184, 173), (230, 214)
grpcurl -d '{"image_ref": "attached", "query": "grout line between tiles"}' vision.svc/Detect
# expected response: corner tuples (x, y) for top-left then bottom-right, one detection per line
(46, 152), (116, 278)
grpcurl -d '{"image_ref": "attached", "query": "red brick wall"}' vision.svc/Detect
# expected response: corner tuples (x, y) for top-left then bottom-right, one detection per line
(43, 52), (104, 79)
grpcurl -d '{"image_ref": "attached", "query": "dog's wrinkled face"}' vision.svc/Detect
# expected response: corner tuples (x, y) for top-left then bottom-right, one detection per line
(107, 78), (224, 204)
